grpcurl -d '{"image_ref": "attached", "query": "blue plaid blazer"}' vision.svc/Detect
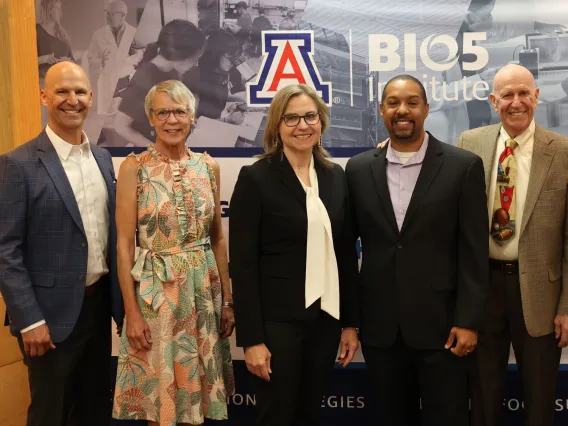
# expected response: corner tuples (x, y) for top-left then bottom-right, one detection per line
(0, 131), (123, 342)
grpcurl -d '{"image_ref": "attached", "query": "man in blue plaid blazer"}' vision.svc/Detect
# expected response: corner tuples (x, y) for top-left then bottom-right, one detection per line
(0, 62), (123, 426)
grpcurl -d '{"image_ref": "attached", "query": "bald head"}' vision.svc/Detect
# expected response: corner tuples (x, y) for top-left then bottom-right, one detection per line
(490, 64), (539, 138)
(493, 64), (536, 93)
(44, 61), (91, 91)
(41, 62), (93, 143)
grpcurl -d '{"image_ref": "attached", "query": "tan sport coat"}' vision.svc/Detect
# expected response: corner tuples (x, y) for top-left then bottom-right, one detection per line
(458, 124), (568, 336)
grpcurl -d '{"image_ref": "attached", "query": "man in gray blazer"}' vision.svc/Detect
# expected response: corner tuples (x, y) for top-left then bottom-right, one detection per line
(457, 63), (568, 426)
(0, 62), (123, 426)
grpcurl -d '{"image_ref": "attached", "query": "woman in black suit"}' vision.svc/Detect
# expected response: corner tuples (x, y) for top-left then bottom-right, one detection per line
(229, 84), (360, 426)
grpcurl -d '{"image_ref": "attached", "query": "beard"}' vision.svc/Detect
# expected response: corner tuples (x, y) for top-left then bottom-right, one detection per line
(390, 119), (416, 139)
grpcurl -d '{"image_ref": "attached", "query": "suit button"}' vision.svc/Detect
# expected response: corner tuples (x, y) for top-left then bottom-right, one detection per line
(81, 242), (87, 248)
(79, 275), (85, 281)
(397, 242), (403, 249)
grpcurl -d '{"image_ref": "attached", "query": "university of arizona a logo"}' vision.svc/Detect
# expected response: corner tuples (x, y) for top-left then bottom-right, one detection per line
(247, 31), (332, 107)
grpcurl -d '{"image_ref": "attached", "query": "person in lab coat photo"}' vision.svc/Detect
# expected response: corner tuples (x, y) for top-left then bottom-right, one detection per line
(87, 0), (140, 114)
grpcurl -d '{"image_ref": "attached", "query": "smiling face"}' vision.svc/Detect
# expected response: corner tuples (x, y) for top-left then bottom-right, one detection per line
(278, 94), (322, 156)
(40, 63), (92, 135)
(380, 79), (429, 144)
(149, 91), (193, 147)
(490, 65), (539, 138)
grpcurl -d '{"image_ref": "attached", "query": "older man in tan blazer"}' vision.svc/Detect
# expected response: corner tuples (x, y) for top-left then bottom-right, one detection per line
(457, 63), (568, 426)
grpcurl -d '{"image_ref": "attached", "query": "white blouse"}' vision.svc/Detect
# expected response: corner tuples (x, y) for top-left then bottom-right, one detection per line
(296, 156), (340, 319)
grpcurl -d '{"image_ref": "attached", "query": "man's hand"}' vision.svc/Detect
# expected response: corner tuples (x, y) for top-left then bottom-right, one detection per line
(444, 326), (478, 357)
(219, 306), (235, 339)
(125, 311), (152, 351)
(337, 328), (359, 367)
(554, 315), (568, 348)
(22, 324), (56, 357)
(245, 343), (272, 381)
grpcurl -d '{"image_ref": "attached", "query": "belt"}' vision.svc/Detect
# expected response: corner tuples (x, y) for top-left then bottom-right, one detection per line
(85, 277), (106, 296)
(489, 258), (519, 275)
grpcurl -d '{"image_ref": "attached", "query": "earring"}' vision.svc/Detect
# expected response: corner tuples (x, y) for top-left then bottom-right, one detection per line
(318, 137), (322, 147)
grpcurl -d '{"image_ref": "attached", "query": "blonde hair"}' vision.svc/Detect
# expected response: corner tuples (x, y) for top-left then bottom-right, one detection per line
(38, 0), (72, 46)
(144, 80), (196, 119)
(258, 84), (333, 167)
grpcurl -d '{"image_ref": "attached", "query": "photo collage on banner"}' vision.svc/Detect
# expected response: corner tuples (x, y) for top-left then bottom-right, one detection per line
(35, 0), (568, 152)
(34, 0), (568, 424)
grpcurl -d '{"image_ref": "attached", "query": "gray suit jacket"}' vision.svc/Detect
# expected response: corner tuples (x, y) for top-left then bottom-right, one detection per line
(0, 131), (124, 342)
(458, 124), (568, 337)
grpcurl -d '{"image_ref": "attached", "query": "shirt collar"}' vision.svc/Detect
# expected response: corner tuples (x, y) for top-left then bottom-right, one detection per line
(386, 132), (430, 166)
(46, 125), (90, 161)
(111, 23), (126, 38)
(499, 120), (535, 151)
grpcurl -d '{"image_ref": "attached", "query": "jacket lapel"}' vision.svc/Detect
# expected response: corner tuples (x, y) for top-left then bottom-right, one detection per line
(314, 158), (332, 211)
(91, 145), (116, 214)
(520, 125), (555, 236)
(273, 153), (306, 208)
(370, 146), (399, 235)
(399, 134), (443, 237)
(480, 125), (501, 193)
(36, 132), (86, 236)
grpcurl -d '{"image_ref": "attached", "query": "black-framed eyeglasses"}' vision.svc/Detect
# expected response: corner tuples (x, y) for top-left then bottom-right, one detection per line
(151, 108), (190, 121)
(281, 112), (321, 127)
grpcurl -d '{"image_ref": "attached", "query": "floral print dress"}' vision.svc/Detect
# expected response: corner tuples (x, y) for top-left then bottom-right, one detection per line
(113, 146), (234, 425)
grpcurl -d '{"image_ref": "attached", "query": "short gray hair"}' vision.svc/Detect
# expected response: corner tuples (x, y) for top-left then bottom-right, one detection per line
(144, 80), (196, 118)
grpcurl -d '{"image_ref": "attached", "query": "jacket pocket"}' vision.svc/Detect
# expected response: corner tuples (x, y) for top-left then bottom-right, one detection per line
(548, 264), (561, 282)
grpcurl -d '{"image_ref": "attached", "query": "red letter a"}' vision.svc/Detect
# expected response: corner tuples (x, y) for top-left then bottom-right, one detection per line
(268, 42), (307, 91)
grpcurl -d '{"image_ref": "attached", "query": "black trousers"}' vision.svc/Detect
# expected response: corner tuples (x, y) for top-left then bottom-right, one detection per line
(17, 280), (112, 426)
(471, 262), (561, 426)
(251, 311), (341, 426)
(363, 331), (470, 426)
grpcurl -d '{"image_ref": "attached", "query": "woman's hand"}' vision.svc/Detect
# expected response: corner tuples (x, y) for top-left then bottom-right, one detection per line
(337, 328), (360, 367)
(245, 343), (272, 381)
(39, 53), (57, 65)
(126, 310), (152, 351)
(219, 306), (235, 338)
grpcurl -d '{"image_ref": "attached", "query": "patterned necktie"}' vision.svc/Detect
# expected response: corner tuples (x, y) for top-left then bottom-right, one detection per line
(491, 138), (518, 244)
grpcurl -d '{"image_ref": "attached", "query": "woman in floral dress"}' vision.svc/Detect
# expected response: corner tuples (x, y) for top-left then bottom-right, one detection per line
(112, 79), (235, 425)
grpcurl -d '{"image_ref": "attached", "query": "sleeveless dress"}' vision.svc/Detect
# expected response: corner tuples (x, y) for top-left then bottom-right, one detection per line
(112, 146), (234, 425)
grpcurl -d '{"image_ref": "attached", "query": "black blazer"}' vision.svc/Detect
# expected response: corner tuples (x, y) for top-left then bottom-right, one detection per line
(229, 153), (359, 348)
(345, 134), (489, 350)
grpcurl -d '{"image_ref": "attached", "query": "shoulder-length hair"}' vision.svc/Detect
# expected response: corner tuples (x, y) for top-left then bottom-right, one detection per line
(258, 84), (333, 167)
(38, 0), (72, 47)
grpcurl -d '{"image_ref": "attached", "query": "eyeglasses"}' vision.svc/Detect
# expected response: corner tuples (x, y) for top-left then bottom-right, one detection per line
(281, 112), (321, 127)
(151, 108), (190, 121)
(108, 12), (126, 18)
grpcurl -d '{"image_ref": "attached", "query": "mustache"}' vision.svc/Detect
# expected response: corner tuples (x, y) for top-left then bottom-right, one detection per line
(392, 117), (415, 124)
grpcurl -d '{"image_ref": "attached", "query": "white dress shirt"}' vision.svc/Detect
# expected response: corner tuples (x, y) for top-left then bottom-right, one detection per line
(488, 120), (535, 260)
(21, 126), (109, 333)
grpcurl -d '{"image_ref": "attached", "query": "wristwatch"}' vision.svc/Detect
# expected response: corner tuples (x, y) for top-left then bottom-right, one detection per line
(222, 301), (234, 308)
